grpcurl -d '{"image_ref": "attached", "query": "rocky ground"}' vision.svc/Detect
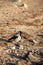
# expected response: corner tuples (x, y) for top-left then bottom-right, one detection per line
(0, 0), (43, 65)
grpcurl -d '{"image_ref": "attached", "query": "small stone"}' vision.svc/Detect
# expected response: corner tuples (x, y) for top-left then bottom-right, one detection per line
(18, 3), (28, 8)
(19, 45), (23, 50)
(17, 53), (19, 56)
(33, 40), (38, 43)
(3, 49), (10, 54)
(24, 3), (28, 8)
(12, 46), (16, 50)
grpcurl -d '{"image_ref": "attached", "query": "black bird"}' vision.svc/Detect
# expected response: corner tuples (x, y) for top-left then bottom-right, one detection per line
(0, 31), (22, 43)
(7, 31), (22, 42)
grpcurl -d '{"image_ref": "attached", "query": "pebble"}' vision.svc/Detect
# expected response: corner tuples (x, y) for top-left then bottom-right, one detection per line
(19, 45), (23, 50)
(12, 46), (16, 50)
(18, 3), (28, 8)
(24, 3), (28, 8)
(33, 40), (38, 43)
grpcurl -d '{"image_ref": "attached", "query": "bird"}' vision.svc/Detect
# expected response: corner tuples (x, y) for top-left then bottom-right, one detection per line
(7, 31), (33, 43)
(7, 31), (22, 42)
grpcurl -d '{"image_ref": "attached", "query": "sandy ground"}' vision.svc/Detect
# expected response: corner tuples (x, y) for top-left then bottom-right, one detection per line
(0, 0), (43, 65)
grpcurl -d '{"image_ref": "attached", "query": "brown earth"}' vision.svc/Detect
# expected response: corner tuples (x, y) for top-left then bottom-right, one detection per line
(0, 0), (43, 65)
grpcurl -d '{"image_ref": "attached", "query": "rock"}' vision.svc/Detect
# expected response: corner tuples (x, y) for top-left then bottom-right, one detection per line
(29, 52), (40, 62)
(31, 61), (42, 65)
(6, 61), (18, 65)
(23, 3), (28, 8)
(33, 39), (38, 44)
(12, 46), (16, 50)
(39, 48), (43, 58)
(18, 3), (28, 8)
(19, 45), (23, 50)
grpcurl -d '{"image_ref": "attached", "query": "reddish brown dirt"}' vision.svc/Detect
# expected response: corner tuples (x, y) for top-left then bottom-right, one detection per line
(0, 0), (43, 65)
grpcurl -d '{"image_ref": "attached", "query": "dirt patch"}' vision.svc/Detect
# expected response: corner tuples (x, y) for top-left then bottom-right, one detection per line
(0, 0), (43, 65)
